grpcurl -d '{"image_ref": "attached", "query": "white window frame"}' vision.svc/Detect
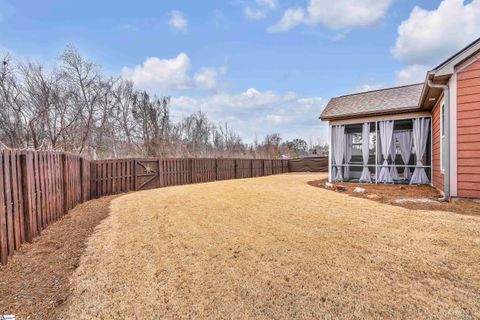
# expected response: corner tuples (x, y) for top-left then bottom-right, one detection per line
(440, 100), (445, 173)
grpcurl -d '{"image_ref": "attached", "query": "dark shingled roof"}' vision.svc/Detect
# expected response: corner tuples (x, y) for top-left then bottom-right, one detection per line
(320, 83), (424, 121)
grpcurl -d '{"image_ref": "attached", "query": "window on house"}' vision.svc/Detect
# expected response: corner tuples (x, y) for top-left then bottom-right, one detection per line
(440, 102), (445, 172)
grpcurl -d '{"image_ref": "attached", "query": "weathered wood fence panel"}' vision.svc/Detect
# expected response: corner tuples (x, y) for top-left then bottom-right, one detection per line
(263, 160), (273, 176)
(0, 149), (91, 265)
(192, 159), (216, 183)
(235, 159), (252, 179)
(252, 159), (264, 177)
(288, 157), (328, 172)
(91, 159), (135, 197)
(216, 159), (236, 181)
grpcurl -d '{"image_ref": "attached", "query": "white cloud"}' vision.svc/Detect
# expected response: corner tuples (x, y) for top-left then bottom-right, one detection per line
(392, 0), (480, 85)
(172, 88), (297, 112)
(122, 53), (191, 91)
(244, 7), (267, 20)
(122, 53), (225, 92)
(392, 0), (480, 66)
(395, 65), (429, 85)
(266, 114), (294, 125)
(268, 8), (305, 32)
(168, 10), (188, 32)
(244, 0), (278, 20)
(269, 0), (392, 32)
(170, 89), (326, 142)
(257, 0), (277, 10)
(194, 65), (228, 91)
(351, 83), (384, 94)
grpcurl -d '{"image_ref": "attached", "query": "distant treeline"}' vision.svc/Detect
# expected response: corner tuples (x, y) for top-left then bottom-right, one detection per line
(0, 46), (327, 159)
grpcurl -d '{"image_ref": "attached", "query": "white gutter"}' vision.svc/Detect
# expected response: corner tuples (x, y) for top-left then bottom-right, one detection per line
(427, 78), (450, 201)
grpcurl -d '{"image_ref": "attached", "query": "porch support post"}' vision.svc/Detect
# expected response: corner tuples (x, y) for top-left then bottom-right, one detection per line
(328, 123), (332, 182)
(375, 121), (378, 184)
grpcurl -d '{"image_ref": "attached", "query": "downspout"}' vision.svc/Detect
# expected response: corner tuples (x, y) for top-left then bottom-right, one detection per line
(427, 78), (450, 201)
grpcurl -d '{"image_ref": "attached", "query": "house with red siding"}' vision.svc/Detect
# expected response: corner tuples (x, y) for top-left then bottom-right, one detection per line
(320, 38), (480, 199)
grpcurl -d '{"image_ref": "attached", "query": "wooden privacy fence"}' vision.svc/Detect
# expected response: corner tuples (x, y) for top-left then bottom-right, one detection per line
(288, 156), (328, 172)
(1, 152), (288, 265)
(90, 158), (289, 197)
(0, 150), (90, 265)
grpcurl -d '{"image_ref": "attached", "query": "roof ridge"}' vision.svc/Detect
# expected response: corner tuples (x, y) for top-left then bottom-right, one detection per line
(333, 83), (424, 99)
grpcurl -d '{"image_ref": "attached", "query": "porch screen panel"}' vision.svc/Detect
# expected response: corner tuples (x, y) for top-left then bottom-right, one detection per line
(410, 118), (430, 185)
(332, 125), (345, 182)
(344, 134), (352, 180)
(359, 123), (371, 183)
(377, 120), (394, 183)
(389, 139), (400, 180)
(397, 131), (413, 181)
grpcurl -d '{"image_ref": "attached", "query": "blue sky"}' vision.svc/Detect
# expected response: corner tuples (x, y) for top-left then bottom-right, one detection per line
(1, 0), (479, 143)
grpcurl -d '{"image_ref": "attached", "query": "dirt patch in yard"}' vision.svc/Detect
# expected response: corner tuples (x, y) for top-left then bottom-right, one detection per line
(309, 178), (480, 217)
(61, 173), (480, 319)
(0, 195), (117, 320)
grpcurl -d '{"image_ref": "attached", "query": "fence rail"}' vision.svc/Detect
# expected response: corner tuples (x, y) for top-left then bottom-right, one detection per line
(1, 151), (289, 265)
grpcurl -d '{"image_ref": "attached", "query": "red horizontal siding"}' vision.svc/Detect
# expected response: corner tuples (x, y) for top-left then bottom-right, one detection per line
(457, 69), (480, 80)
(458, 85), (480, 96)
(458, 174), (480, 183)
(457, 78), (480, 88)
(432, 97), (444, 192)
(458, 166), (480, 174)
(457, 109), (480, 119)
(457, 189), (480, 198)
(458, 150), (480, 158)
(458, 94), (480, 104)
(457, 58), (480, 198)
(457, 142), (480, 151)
(458, 158), (480, 166)
(458, 134), (480, 143)
(457, 101), (480, 112)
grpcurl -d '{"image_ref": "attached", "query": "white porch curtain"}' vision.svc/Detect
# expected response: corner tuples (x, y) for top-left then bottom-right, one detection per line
(344, 134), (352, 179)
(397, 131), (413, 181)
(410, 118), (430, 184)
(332, 125), (345, 181)
(359, 123), (371, 183)
(389, 137), (400, 180)
(377, 120), (394, 183)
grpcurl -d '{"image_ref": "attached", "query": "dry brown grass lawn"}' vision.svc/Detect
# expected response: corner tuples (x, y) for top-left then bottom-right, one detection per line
(62, 173), (480, 319)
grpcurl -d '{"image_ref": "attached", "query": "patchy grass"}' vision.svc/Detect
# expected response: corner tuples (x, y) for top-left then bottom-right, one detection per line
(61, 173), (480, 319)
(0, 195), (117, 319)
(309, 178), (480, 217)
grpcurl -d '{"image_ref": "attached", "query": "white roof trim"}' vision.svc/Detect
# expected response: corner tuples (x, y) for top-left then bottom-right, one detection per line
(433, 39), (480, 78)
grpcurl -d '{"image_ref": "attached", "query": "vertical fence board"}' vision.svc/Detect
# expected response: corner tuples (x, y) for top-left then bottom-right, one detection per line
(0, 151), (7, 264)
(4, 151), (14, 256)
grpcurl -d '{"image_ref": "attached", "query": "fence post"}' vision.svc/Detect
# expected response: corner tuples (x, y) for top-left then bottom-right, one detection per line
(79, 158), (84, 203)
(234, 159), (237, 179)
(20, 151), (35, 243)
(189, 158), (193, 184)
(215, 159), (218, 181)
(90, 161), (96, 199)
(0, 150), (7, 265)
(62, 154), (68, 214)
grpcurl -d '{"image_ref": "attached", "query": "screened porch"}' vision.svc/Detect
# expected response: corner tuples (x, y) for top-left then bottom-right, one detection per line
(329, 117), (432, 184)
